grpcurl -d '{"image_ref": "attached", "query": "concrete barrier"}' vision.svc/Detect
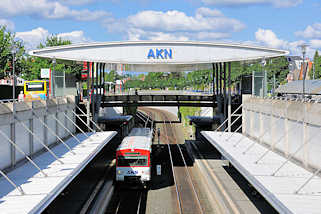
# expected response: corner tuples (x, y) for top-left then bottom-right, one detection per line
(243, 96), (321, 170)
(0, 97), (76, 170)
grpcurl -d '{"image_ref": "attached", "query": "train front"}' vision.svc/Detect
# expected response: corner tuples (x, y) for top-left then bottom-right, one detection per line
(116, 148), (151, 187)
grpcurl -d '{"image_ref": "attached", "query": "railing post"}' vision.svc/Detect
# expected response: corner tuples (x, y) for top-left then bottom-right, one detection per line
(284, 101), (289, 156)
(55, 111), (59, 142)
(303, 102), (308, 167)
(44, 99), (49, 146)
(259, 110), (264, 143)
(270, 101), (276, 150)
(44, 115), (48, 146)
(10, 122), (16, 167)
(29, 117), (34, 156)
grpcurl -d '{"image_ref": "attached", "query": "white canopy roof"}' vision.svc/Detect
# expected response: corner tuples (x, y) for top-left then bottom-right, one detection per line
(29, 41), (289, 72)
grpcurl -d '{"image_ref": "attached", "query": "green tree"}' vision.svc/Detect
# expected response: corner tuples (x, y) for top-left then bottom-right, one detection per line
(23, 35), (81, 80)
(0, 26), (25, 78)
(312, 50), (321, 79)
(105, 70), (117, 82)
(38, 35), (71, 48)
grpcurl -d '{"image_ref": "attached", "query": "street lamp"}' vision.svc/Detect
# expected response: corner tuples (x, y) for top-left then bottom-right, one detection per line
(299, 44), (308, 98)
(52, 57), (56, 98)
(261, 57), (267, 97)
(11, 44), (17, 101)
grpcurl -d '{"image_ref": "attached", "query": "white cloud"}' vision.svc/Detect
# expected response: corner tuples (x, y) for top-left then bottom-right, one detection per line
(57, 30), (90, 43)
(56, 0), (117, 5)
(255, 28), (288, 49)
(56, 0), (95, 5)
(0, 19), (15, 30)
(254, 28), (318, 58)
(310, 40), (321, 49)
(106, 8), (244, 41)
(0, 0), (109, 21)
(16, 27), (49, 49)
(295, 23), (321, 39)
(16, 27), (89, 49)
(202, 0), (302, 8)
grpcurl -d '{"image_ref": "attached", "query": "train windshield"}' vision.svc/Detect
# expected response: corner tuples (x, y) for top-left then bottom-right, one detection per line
(26, 82), (45, 92)
(117, 156), (148, 167)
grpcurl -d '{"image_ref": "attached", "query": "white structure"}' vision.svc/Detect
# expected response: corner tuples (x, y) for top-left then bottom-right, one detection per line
(202, 96), (321, 214)
(0, 96), (117, 213)
(29, 41), (288, 72)
(0, 97), (75, 169)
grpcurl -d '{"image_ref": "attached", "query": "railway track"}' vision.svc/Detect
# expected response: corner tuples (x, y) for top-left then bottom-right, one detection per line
(141, 107), (204, 214)
(105, 188), (148, 214)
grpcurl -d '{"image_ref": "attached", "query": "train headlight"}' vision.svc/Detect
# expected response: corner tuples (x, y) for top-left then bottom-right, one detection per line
(117, 170), (123, 174)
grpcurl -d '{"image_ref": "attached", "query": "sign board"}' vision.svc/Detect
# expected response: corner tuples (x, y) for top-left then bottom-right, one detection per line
(156, 164), (161, 176)
(41, 68), (50, 78)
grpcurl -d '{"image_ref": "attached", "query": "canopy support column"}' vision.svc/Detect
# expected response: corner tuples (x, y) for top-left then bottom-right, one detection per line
(228, 62), (232, 132)
(215, 63), (219, 95)
(223, 62), (227, 122)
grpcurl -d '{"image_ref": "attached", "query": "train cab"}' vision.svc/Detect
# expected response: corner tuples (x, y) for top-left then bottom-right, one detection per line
(115, 128), (152, 188)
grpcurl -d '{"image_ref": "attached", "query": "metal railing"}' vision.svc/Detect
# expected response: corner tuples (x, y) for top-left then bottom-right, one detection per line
(0, 97), (99, 196)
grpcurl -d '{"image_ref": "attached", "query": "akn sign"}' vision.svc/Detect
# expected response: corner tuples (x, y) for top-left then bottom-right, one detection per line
(147, 48), (173, 59)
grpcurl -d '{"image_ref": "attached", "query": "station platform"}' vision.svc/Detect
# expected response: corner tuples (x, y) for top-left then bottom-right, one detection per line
(202, 131), (321, 214)
(0, 131), (116, 214)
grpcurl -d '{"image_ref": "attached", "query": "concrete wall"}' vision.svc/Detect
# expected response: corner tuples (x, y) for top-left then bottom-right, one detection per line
(0, 97), (76, 170)
(243, 96), (321, 170)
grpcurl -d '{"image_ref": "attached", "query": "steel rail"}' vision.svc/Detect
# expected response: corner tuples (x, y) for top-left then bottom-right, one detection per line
(172, 125), (204, 214)
(190, 141), (241, 214)
(161, 110), (203, 214)
(163, 118), (182, 214)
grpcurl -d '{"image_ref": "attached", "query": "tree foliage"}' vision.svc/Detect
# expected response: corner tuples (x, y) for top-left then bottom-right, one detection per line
(23, 35), (81, 80)
(0, 26), (25, 78)
(312, 50), (321, 79)
(123, 57), (290, 91)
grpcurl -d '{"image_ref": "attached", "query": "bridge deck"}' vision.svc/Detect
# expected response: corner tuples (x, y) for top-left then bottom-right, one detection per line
(0, 131), (116, 214)
(202, 131), (321, 214)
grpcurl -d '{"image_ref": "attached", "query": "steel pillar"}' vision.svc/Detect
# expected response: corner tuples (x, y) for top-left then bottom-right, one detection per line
(215, 63), (219, 95)
(223, 62), (227, 122)
(228, 62), (232, 132)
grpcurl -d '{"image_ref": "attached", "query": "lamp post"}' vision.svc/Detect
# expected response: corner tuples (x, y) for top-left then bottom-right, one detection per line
(52, 57), (56, 98)
(11, 44), (17, 101)
(300, 44), (308, 99)
(261, 57), (267, 97)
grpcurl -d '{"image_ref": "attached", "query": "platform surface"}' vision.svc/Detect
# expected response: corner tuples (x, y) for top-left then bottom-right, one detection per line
(202, 131), (321, 214)
(0, 131), (116, 214)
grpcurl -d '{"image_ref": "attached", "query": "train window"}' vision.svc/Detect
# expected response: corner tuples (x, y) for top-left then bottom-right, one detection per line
(26, 82), (45, 92)
(125, 152), (140, 155)
(117, 156), (148, 166)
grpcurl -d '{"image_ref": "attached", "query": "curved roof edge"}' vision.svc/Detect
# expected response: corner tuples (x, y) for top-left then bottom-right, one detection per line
(29, 40), (289, 66)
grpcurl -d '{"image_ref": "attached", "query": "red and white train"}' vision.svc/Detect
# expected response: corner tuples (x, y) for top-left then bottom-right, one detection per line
(115, 128), (153, 188)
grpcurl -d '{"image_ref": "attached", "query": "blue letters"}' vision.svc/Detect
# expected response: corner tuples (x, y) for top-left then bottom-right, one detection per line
(147, 49), (155, 59)
(164, 49), (172, 59)
(156, 49), (164, 59)
(147, 48), (173, 59)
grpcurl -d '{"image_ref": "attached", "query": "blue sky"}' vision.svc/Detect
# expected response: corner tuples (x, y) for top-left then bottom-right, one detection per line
(0, 0), (320, 57)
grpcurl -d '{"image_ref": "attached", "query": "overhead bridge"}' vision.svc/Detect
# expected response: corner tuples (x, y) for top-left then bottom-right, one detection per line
(101, 93), (216, 107)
